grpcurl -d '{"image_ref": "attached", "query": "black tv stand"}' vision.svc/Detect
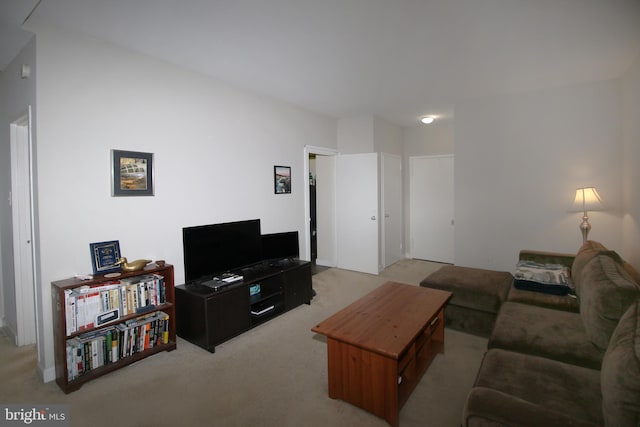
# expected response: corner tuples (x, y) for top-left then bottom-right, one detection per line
(175, 260), (312, 352)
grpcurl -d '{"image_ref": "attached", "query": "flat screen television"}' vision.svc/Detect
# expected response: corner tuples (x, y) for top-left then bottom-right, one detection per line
(261, 231), (299, 261)
(183, 219), (262, 283)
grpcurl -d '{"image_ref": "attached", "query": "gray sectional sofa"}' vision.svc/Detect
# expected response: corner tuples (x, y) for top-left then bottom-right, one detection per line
(462, 241), (640, 427)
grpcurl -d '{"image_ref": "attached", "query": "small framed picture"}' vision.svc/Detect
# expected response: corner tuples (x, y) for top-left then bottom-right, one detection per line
(274, 166), (291, 194)
(111, 149), (154, 196)
(89, 240), (122, 275)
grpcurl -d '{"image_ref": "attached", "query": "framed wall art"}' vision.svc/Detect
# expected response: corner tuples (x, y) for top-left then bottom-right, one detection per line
(111, 149), (154, 196)
(274, 165), (291, 194)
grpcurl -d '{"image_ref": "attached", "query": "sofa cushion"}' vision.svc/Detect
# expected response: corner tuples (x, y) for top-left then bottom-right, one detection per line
(437, 304), (497, 338)
(601, 300), (640, 426)
(579, 255), (640, 350)
(571, 240), (623, 295)
(507, 286), (580, 312)
(463, 349), (603, 427)
(420, 265), (512, 314)
(489, 302), (604, 369)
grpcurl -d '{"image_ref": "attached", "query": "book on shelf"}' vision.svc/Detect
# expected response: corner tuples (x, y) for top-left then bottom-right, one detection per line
(115, 311), (169, 358)
(66, 327), (117, 380)
(64, 274), (166, 334)
(65, 311), (170, 382)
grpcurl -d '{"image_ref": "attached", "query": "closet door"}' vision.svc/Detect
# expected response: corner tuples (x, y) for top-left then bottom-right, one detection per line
(382, 153), (403, 268)
(336, 153), (380, 274)
(410, 155), (454, 264)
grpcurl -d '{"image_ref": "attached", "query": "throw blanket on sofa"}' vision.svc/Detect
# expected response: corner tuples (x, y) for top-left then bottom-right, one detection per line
(514, 260), (574, 296)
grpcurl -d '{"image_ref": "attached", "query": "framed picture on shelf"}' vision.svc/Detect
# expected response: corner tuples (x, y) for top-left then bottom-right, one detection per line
(89, 240), (122, 275)
(274, 165), (291, 194)
(111, 149), (154, 197)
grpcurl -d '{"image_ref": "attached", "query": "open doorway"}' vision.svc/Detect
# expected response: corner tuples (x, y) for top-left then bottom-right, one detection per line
(303, 146), (337, 273)
(309, 154), (318, 263)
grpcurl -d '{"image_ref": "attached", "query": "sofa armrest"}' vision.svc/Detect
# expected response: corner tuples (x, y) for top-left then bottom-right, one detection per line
(519, 250), (575, 269)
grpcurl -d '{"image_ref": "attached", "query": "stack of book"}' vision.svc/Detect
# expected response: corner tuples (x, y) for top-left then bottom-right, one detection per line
(64, 274), (166, 334)
(65, 311), (170, 380)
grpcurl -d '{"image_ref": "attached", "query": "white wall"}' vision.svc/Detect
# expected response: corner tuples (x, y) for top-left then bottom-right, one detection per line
(29, 22), (336, 380)
(621, 54), (640, 268)
(337, 115), (403, 155)
(337, 116), (374, 153)
(373, 117), (403, 155)
(455, 80), (624, 271)
(0, 37), (37, 333)
(403, 120), (454, 158)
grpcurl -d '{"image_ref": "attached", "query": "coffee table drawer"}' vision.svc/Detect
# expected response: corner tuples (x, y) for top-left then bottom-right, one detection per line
(398, 308), (445, 407)
(417, 309), (445, 370)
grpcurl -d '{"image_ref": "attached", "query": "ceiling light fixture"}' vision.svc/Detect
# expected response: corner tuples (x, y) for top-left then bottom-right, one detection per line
(420, 116), (435, 124)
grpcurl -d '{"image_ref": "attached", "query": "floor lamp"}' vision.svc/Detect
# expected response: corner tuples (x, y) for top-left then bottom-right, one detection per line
(573, 187), (603, 243)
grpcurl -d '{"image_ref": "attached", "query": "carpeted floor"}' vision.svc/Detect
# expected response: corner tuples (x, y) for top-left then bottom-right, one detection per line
(0, 259), (487, 427)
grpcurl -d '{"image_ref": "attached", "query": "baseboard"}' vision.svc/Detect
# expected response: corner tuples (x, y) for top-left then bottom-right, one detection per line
(38, 363), (56, 383)
(314, 258), (335, 267)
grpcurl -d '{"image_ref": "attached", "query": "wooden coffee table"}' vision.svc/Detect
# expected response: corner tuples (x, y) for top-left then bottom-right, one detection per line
(312, 281), (452, 427)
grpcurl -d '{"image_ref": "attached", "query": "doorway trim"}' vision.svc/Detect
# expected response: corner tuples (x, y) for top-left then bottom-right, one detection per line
(303, 145), (338, 262)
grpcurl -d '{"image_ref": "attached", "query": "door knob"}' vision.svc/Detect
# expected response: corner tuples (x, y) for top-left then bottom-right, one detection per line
(371, 216), (376, 220)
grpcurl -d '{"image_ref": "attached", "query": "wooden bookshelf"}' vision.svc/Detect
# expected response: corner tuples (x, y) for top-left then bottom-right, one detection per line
(51, 263), (177, 393)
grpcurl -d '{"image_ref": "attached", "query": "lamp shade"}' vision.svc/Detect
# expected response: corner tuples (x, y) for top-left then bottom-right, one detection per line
(572, 187), (604, 212)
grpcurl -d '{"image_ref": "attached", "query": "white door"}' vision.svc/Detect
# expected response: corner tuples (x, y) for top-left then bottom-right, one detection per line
(382, 153), (403, 268)
(336, 153), (380, 274)
(410, 155), (454, 264)
(9, 109), (37, 346)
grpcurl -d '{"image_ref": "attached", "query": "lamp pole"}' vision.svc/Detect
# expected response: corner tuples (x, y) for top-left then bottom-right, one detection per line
(579, 211), (591, 243)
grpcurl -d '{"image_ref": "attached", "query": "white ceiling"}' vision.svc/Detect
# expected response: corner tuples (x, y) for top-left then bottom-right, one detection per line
(2, 0), (640, 127)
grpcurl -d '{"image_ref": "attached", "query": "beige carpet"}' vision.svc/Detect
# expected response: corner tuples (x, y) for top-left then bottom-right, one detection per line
(0, 259), (487, 427)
